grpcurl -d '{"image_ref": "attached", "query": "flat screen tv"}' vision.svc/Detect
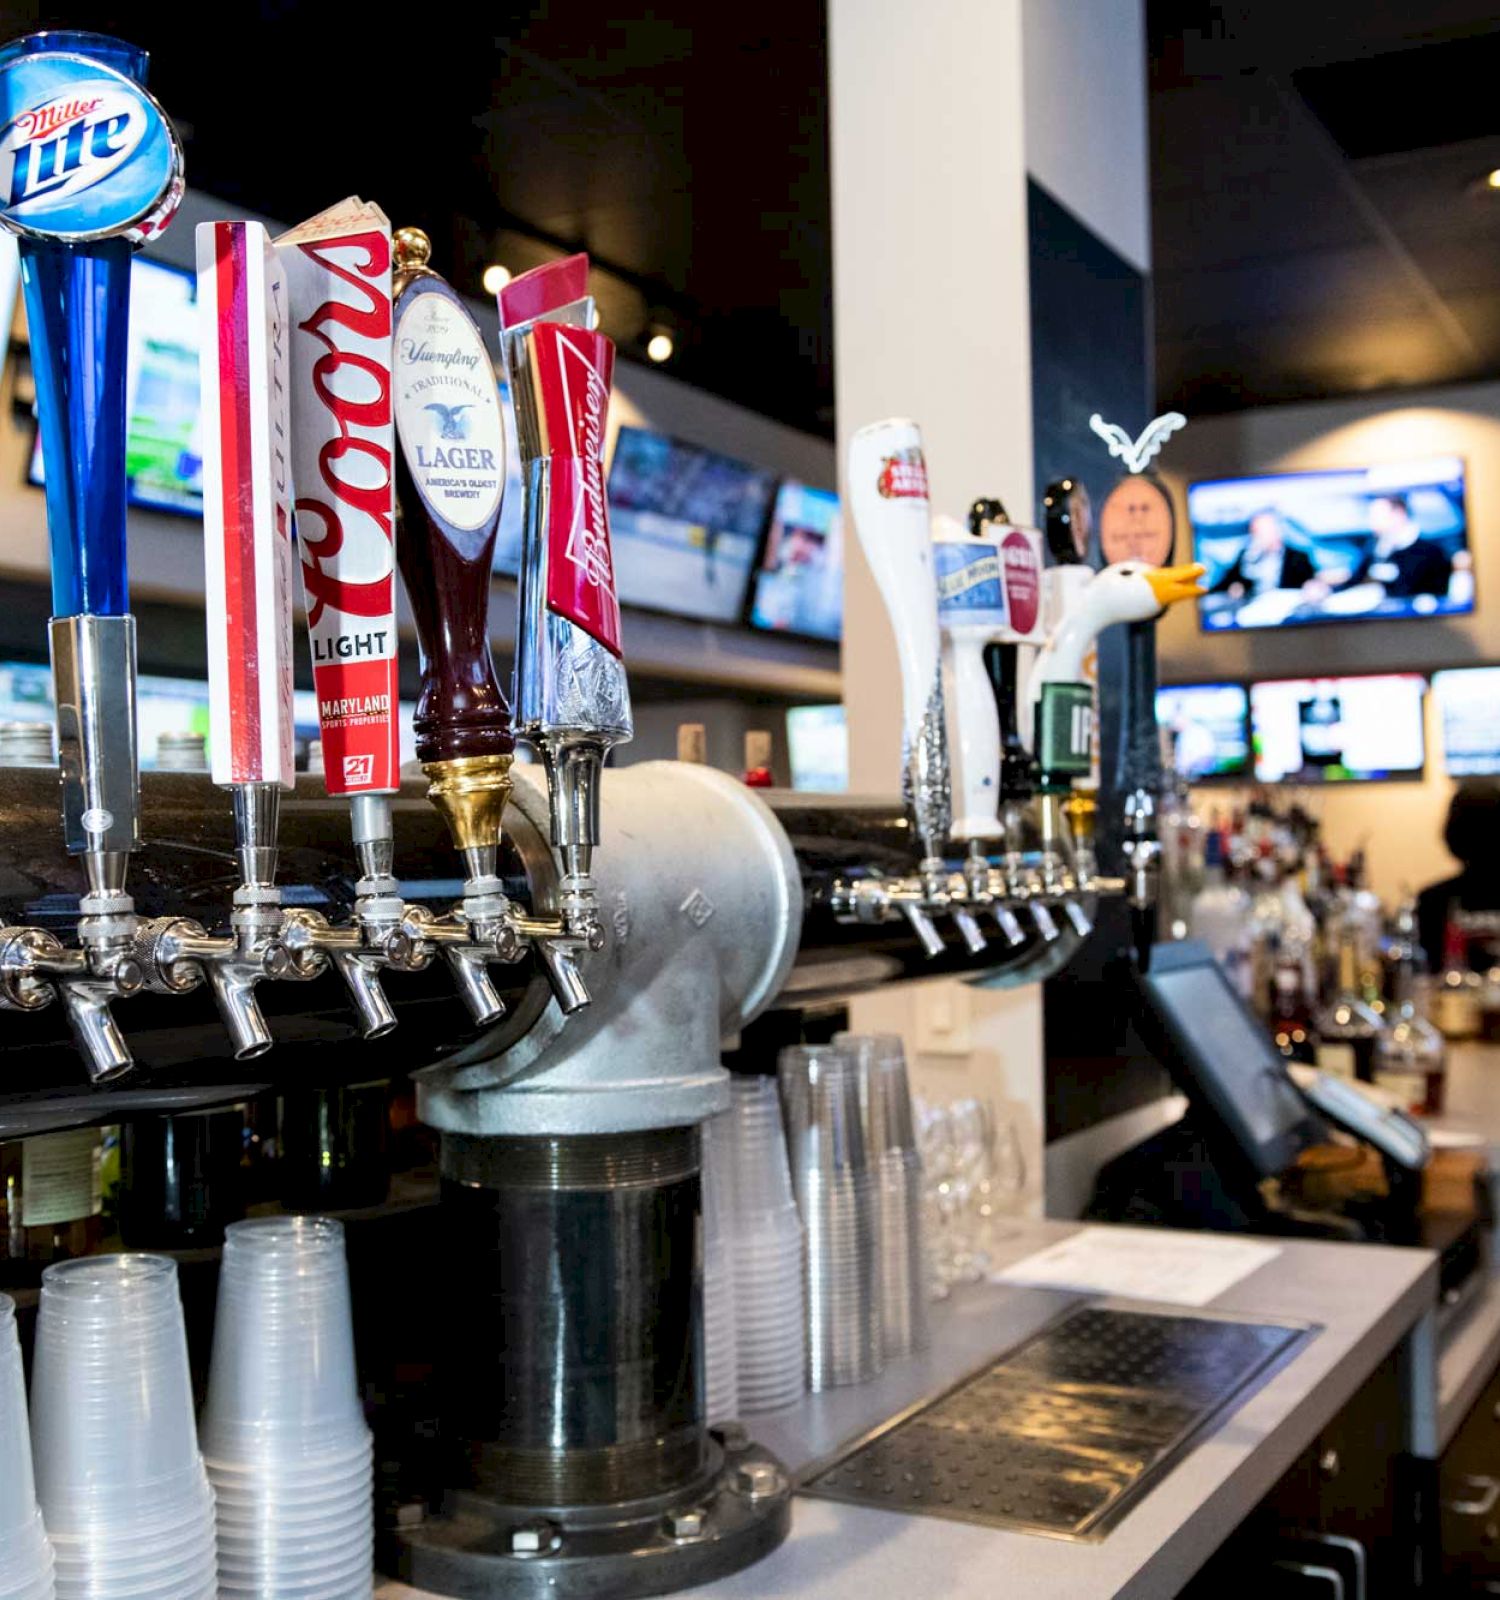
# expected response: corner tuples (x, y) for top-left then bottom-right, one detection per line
(29, 256), (203, 516)
(1250, 674), (1427, 784)
(786, 704), (848, 791)
(605, 425), (778, 624)
(1432, 667), (1500, 777)
(1190, 457), (1471, 633)
(748, 480), (842, 642)
(1155, 683), (1250, 781)
(488, 375), (527, 577)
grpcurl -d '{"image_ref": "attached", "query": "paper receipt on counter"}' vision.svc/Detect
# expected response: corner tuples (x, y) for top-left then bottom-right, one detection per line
(993, 1227), (1281, 1307)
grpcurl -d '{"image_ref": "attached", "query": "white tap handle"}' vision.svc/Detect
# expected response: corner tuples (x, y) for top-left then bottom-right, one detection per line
(944, 635), (1001, 839)
(198, 221), (296, 790)
(847, 419), (948, 854)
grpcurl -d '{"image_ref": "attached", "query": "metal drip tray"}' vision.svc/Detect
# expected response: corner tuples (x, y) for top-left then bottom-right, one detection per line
(801, 1304), (1311, 1540)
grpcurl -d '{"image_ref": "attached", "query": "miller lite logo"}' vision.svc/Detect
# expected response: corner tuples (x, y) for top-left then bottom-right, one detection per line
(0, 49), (181, 242)
(877, 448), (929, 502)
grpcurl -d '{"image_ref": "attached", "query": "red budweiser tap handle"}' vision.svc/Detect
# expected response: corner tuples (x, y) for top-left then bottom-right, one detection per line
(391, 230), (513, 765)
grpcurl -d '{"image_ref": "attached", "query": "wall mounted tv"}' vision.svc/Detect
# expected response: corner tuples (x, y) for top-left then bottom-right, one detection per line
(1250, 674), (1427, 784)
(1190, 457), (1471, 634)
(1155, 683), (1250, 781)
(605, 425), (778, 625)
(1432, 667), (1500, 777)
(28, 256), (203, 517)
(748, 479), (842, 642)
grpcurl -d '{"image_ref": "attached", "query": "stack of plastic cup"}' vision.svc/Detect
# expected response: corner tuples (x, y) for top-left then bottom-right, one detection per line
(726, 1075), (807, 1413)
(701, 1110), (740, 1424)
(837, 1032), (929, 1360)
(779, 1043), (883, 1391)
(200, 1216), (372, 1599)
(0, 1294), (54, 1600)
(29, 1255), (216, 1600)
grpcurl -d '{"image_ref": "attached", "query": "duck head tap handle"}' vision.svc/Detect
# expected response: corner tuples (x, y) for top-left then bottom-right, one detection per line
(498, 253), (631, 933)
(0, 32), (184, 1078)
(389, 227), (516, 885)
(846, 418), (950, 884)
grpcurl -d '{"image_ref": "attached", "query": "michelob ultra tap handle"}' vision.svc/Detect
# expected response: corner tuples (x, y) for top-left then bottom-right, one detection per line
(846, 418), (950, 857)
(197, 220), (296, 790)
(390, 228), (513, 767)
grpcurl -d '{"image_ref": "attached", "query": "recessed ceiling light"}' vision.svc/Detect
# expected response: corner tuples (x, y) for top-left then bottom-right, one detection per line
(646, 331), (674, 363)
(482, 263), (512, 295)
(1487, 169), (1500, 190)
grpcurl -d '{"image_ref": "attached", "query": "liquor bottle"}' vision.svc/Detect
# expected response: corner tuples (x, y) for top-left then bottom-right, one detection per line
(1268, 937), (1319, 1065)
(1315, 923), (1384, 1082)
(1189, 830), (1251, 997)
(1433, 913), (1482, 1040)
(1374, 959), (1447, 1115)
(743, 730), (775, 788)
(677, 723), (707, 765)
(116, 1106), (248, 1248)
(0, 1128), (106, 1272)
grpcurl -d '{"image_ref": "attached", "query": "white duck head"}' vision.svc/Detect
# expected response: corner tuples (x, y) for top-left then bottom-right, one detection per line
(1032, 559), (1205, 701)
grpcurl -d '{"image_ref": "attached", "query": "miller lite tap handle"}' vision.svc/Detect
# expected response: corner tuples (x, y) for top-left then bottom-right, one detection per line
(0, 31), (184, 620)
(847, 417), (950, 858)
(198, 220), (296, 790)
(391, 227), (513, 766)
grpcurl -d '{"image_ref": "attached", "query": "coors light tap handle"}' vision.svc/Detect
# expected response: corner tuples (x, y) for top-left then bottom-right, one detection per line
(499, 254), (630, 928)
(390, 227), (514, 885)
(846, 418), (950, 869)
(275, 200), (401, 868)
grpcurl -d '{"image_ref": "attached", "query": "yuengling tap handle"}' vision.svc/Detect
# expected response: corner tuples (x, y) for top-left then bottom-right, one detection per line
(391, 227), (515, 884)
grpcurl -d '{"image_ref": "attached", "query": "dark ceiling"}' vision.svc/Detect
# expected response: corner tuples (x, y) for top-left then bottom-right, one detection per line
(8, 0), (834, 434)
(1150, 0), (1500, 415)
(8, 2), (1500, 432)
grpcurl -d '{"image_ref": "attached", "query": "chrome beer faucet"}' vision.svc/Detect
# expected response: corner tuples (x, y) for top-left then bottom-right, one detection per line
(0, 31), (185, 1079)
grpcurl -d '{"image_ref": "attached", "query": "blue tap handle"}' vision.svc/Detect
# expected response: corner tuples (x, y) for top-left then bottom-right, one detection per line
(0, 30), (183, 619)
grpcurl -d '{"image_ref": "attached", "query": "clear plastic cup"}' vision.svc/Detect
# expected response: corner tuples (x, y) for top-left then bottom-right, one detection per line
(30, 1256), (209, 1535)
(201, 1217), (368, 1462)
(0, 1296), (45, 1552)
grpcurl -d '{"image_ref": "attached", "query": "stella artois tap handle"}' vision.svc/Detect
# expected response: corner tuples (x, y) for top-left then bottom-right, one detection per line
(846, 418), (950, 869)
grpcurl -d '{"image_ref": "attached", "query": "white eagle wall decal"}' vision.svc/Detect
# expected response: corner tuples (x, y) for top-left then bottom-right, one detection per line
(1087, 411), (1187, 475)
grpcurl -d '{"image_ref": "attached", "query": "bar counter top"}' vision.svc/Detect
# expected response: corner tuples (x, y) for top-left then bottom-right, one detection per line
(378, 1217), (1435, 1600)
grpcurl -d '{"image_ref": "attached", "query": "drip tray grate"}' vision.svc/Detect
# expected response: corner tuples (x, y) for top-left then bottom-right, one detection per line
(800, 1304), (1310, 1540)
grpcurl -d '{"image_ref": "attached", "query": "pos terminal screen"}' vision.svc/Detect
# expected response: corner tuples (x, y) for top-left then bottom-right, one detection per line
(1139, 944), (1324, 1179)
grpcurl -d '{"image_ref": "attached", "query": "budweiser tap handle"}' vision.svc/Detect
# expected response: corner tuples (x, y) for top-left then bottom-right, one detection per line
(846, 418), (950, 861)
(391, 228), (513, 768)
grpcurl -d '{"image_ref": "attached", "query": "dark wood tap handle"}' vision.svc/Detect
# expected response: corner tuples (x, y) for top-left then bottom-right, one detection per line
(391, 232), (513, 766)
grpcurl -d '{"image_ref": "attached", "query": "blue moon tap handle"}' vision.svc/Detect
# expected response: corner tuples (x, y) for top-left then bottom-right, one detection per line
(0, 30), (184, 619)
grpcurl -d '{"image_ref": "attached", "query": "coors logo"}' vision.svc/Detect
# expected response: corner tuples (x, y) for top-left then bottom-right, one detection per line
(877, 447), (929, 501)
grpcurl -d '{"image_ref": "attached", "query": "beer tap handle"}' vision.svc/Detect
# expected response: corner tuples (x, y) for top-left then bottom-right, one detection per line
(390, 228), (515, 885)
(847, 419), (950, 865)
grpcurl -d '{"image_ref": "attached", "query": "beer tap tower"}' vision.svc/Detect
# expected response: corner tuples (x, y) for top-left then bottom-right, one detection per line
(132, 220), (296, 1056)
(498, 252), (632, 945)
(0, 31), (183, 1079)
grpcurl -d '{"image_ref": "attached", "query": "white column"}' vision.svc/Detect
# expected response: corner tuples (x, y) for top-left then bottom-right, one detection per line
(830, 0), (1149, 1217)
